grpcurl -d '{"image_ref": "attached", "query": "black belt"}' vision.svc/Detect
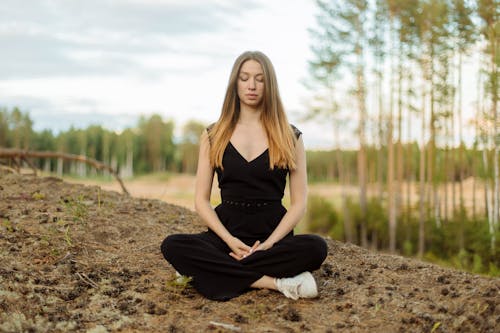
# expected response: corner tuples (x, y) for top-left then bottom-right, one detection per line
(221, 199), (280, 208)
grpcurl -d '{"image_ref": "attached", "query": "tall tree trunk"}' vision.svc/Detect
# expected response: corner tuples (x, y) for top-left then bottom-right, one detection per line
(358, 98), (368, 248)
(483, 145), (494, 250)
(491, 45), (498, 253)
(103, 132), (110, 178)
(405, 43), (415, 248)
(451, 52), (457, 221)
(388, 103), (396, 252)
(444, 143), (449, 222)
(43, 159), (51, 174)
(356, 29), (368, 248)
(428, 48), (440, 228)
(377, 77), (384, 201)
(335, 120), (352, 243)
(77, 149), (87, 177)
(406, 101), (413, 249)
(395, 35), (404, 252)
(343, 163), (353, 244)
(388, 25), (397, 253)
(57, 158), (63, 177)
(418, 83), (427, 258)
(458, 52), (465, 215)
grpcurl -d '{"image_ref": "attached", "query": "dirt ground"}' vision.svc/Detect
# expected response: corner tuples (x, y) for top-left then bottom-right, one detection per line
(0, 173), (499, 333)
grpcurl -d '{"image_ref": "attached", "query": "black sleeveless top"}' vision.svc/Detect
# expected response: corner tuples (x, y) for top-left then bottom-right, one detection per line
(207, 124), (302, 202)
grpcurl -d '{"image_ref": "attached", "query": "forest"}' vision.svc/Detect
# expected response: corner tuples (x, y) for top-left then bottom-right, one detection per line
(304, 0), (499, 275)
(1, 0), (499, 276)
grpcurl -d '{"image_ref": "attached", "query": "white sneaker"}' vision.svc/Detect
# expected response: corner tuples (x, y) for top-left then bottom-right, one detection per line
(175, 271), (183, 283)
(275, 272), (318, 300)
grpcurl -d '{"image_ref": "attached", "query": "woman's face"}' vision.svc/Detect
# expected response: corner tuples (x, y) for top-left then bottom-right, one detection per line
(237, 59), (265, 108)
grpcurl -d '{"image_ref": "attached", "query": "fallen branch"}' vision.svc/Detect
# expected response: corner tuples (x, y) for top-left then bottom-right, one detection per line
(0, 148), (129, 195)
(76, 272), (99, 288)
(208, 321), (241, 332)
(0, 165), (16, 174)
(53, 252), (73, 265)
(138, 244), (157, 251)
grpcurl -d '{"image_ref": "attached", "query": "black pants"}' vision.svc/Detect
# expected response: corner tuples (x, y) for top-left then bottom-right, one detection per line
(161, 201), (327, 301)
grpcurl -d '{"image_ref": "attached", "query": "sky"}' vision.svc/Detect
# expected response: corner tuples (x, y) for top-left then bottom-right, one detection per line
(0, 0), (339, 149)
(0, 0), (483, 151)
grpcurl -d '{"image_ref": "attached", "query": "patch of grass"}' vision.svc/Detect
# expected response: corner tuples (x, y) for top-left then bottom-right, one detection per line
(62, 195), (88, 223)
(241, 303), (268, 320)
(50, 247), (62, 257)
(2, 219), (14, 232)
(431, 322), (441, 333)
(39, 235), (50, 247)
(31, 192), (45, 200)
(63, 226), (72, 246)
(166, 274), (193, 289)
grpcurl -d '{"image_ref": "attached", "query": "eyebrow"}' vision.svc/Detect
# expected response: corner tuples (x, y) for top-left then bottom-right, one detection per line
(239, 72), (264, 76)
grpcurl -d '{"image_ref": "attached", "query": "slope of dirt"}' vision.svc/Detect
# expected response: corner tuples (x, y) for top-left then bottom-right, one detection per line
(0, 173), (499, 333)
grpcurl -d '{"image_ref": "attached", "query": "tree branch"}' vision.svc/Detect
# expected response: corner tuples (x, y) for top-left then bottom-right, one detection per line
(0, 148), (129, 195)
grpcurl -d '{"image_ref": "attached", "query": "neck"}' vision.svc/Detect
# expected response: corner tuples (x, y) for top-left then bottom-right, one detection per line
(238, 104), (262, 125)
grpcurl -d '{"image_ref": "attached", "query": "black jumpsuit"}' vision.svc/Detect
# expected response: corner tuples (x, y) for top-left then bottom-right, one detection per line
(161, 125), (327, 301)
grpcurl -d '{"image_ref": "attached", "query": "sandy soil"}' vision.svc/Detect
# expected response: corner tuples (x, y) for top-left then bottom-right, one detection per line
(69, 175), (486, 219)
(0, 173), (499, 332)
(65, 174), (201, 211)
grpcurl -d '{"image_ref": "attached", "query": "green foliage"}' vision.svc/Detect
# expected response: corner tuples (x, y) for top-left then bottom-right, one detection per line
(402, 240), (413, 257)
(488, 262), (500, 277)
(366, 199), (388, 245)
(176, 120), (205, 174)
(306, 195), (339, 235)
(305, 194), (500, 276)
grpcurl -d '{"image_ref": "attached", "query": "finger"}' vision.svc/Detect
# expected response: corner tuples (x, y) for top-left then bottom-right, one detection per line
(249, 240), (260, 253)
(229, 252), (242, 261)
(240, 244), (251, 252)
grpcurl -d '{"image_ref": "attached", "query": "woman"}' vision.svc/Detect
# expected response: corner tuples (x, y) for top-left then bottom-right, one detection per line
(161, 51), (327, 301)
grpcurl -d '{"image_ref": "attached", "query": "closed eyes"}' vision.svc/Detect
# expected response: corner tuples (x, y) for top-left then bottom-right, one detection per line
(239, 74), (264, 82)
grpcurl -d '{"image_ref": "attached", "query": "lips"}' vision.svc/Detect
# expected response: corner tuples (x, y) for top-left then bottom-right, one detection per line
(246, 94), (258, 98)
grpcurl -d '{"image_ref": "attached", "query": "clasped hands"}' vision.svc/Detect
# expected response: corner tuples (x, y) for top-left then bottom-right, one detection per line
(228, 237), (272, 261)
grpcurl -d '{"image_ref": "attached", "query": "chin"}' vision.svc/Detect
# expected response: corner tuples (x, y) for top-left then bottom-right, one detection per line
(245, 100), (263, 107)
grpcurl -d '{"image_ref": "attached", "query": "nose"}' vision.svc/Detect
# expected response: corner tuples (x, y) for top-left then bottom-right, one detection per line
(248, 78), (256, 89)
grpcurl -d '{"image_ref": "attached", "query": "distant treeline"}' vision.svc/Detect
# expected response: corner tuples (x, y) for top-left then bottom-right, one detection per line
(0, 107), (203, 177)
(1, 106), (481, 180)
(0, 106), (493, 184)
(307, 145), (484, 183)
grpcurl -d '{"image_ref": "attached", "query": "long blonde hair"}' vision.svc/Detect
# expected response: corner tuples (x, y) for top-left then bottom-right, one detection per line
(208, 51), (297, 170)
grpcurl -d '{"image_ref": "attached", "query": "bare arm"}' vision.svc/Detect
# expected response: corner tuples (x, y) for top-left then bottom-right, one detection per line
(194, 130), (252, 257)
(258, 135), (308, 249)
